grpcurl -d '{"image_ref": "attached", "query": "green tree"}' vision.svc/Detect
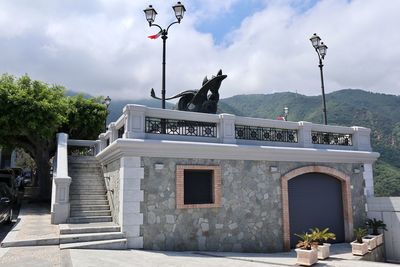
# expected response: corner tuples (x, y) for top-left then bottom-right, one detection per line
(0, 74), (107, 199)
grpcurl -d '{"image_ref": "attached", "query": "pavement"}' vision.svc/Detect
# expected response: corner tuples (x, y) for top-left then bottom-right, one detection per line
(0, 201), (397, 267)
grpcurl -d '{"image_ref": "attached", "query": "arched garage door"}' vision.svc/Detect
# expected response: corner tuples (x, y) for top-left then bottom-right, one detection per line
(288, 172), (345, 247)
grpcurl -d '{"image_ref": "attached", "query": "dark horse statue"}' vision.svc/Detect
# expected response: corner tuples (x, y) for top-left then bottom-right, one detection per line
(151, 70), (227, 114)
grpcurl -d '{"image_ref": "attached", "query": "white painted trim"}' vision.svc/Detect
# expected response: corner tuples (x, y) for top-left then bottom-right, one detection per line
(96, 138), (379, 165)
(119, 156), (144, 249)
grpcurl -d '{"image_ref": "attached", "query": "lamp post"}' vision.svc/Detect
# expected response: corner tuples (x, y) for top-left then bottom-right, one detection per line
(102, 96), (111, 131)
(284, 106), (289, 121)
(310, 33), (328, 125)
(144, 2), (186, 109)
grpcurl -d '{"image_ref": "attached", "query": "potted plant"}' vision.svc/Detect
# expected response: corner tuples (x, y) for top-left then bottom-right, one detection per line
(295, 232), (319, 266)
(366, 218), (387, 246)
(351, 228), (369, 256)
(310, 227), (336, 260)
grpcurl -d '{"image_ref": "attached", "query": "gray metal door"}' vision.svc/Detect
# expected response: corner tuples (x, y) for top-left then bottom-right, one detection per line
(288, 172), (345, 248)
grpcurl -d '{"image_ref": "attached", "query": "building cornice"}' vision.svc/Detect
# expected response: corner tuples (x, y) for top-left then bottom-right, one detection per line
(96, 138), (379, 165)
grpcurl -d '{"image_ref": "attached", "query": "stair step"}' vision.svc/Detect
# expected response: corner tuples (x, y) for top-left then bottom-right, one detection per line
(70, 189), (106, 195)
(70, 194), (107, 200)
(69, 174), (103, 179)
(69, 169), (102, 173)
(70, 181), (105, 186)
(67, 216), (112, 223)
(70, 185), (106, 190)
(70, 205), (110, 211)
(70, 210), (111, 217)
(70, 178), (104, 183)
(60, 232), (124, 244)
(60, 223), (120, 235)
(70, 200), (109, 205)
(60, 238), (127, 250)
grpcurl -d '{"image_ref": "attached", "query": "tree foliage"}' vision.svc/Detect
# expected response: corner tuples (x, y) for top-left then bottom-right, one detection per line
(0, 74), (107, 199)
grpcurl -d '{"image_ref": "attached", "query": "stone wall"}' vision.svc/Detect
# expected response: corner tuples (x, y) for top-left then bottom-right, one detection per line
(141, 157), (365, 252)
(103, 159), (120, 224)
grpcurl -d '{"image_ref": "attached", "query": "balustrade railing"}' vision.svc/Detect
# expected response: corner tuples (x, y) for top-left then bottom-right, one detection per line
(311, 131), (352, 146)
(96, 104), (372, 153)
(67, 139), (98, 157)
(145, 117), (217, 137)
(235, 125), (298, 143)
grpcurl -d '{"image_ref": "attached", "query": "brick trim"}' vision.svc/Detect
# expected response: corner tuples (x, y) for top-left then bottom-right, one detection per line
(281, 166), (353, 251)
(176, 165), (221, 209)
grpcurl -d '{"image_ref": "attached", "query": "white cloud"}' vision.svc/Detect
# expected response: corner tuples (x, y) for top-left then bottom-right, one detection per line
(0, 0), (398, 101)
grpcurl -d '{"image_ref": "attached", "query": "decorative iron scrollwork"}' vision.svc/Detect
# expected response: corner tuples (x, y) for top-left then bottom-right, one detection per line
(311, 131), (352, 146)
(235, 125), (298, 143)
(145, 117), (217, 137)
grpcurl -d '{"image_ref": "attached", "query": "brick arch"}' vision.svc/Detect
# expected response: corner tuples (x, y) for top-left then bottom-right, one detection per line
(281, 166), (353, 250)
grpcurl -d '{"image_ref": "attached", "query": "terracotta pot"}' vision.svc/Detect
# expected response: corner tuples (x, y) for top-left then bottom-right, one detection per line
(362, 235), (377, 250)
(317, 243), (331, 260)
(351, 241), (369, 256)
(295, 248), (318, 266)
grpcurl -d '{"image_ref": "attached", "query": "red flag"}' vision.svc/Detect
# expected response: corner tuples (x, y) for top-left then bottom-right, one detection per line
(148, 31), (162, 39)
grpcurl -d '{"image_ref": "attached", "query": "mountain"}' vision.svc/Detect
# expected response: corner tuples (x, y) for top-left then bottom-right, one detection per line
(107, 99), (174, 122)
(108, 89), (400, 197)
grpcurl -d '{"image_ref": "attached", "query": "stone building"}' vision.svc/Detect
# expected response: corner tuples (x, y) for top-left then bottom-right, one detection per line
(51, 104), (378, 251)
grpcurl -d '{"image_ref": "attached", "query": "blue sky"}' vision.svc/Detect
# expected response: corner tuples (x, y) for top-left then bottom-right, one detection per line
(0, 0), (398, 99)
(196, 1), (267, 44)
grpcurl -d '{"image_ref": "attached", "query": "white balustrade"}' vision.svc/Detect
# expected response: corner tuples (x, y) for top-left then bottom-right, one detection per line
(97, 104), (372, 153)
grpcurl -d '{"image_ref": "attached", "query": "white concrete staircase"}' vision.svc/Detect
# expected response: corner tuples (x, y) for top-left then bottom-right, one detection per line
(62, 156), (127, 249)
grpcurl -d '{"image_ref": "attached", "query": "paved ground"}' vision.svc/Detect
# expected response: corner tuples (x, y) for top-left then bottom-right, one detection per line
(0, 201), (61, 267)
(0, 201), (397, 267)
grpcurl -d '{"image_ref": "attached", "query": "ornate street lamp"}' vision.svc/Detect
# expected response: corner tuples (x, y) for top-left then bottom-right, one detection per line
(144, 2), (186, 109)
(310, 33), (328, 125)
(102, 96), (111, 131)
(284, 106), (289, 121)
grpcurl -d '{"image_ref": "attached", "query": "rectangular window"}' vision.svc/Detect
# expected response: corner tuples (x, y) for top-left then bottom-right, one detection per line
(184, 170), (213, 204)
(176, 165), (221, 209)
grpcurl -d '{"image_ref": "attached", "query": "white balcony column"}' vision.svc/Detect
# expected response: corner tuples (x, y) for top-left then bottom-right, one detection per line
(219, 113), (236, 144)
(98, 133), (107, 152)
(119, 156), (144, 248)
(109, 122), (118, 142)
(123, 105), (146, 139)
(298, 121), (313, 148)
(352, 126), (372, 151)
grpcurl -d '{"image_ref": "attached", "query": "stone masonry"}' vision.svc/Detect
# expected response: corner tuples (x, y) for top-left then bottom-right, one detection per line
(140, 157), (366, 252)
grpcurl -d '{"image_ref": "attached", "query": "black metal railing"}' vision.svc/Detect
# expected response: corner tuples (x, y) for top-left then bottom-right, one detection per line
(145, 117), (217, 137)
(117, 125), (124, 139)
(235, 125), (298, 143)
(311, 131), (352, 146)
(68, 145), (96, 156)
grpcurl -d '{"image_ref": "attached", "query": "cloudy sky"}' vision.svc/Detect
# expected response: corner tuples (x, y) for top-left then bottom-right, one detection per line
(0, 0), (399, 100)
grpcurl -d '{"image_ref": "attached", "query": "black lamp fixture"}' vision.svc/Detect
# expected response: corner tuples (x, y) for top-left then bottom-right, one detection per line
(102, 96), (111, 131)
(310, 33), (328, 125)
(144, 2), (186, 109)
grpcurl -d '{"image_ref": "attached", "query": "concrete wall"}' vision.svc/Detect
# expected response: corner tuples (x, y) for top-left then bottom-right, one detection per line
(367, 197), (400, 263)
(141, 157), (365, 252)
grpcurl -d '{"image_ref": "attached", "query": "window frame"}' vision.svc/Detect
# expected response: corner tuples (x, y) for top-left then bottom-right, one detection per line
(176, 165), (221, 209)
